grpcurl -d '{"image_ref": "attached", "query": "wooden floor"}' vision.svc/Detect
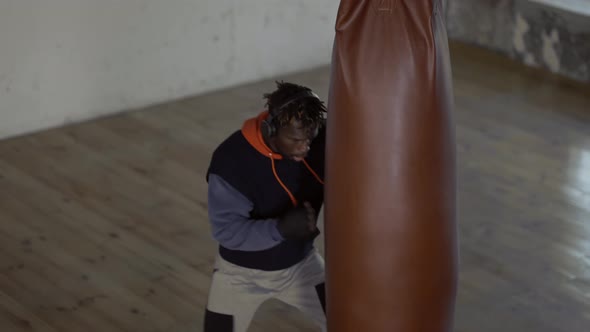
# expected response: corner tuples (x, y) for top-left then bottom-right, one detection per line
(1, 42), (590, 332)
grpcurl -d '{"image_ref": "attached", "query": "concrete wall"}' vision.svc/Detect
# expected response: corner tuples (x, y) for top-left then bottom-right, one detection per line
(0, 0), (338, 140)
(446, 0), (590, 82)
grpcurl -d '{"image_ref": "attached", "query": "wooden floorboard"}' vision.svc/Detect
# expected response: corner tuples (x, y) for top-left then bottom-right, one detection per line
(1, 42), (590, 331)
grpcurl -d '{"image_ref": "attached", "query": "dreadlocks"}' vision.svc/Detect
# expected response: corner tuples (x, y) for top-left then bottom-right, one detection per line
(263, 81), (327, 130)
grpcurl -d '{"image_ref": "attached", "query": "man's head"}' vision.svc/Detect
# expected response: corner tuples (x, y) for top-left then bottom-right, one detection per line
(262, 81), (327, 161)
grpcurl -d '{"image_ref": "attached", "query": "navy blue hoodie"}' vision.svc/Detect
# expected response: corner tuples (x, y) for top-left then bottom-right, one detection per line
(206, 111), (325, 271)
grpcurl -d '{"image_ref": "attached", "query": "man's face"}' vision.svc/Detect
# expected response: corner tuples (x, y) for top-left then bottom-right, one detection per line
(273, 118), (319, 162)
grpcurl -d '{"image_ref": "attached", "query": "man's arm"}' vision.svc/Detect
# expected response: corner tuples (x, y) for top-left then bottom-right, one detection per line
(207, 173), (285, 251)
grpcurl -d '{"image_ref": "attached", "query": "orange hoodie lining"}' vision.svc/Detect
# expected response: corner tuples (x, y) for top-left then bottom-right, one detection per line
(241, 111), (282, 160)
(241, 111), (324, 206)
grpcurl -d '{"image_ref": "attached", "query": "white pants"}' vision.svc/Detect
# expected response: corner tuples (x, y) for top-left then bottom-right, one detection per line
(204, 249), (326, 332)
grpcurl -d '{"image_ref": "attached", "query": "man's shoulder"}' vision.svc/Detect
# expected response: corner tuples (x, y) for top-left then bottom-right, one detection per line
(208, 130), (258, 179)
(207, 129), (262, 198)
(212, 130), (248, 157)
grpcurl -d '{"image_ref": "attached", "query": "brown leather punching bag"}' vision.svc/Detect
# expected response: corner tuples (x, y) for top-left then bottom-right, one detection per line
(324, 1), (458, 331)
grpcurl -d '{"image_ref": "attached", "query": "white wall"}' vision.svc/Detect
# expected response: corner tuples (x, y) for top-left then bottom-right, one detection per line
(0, 0), (338, 139)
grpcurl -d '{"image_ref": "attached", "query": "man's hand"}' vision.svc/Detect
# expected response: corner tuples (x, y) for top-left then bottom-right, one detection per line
(277, 202), (319, 240)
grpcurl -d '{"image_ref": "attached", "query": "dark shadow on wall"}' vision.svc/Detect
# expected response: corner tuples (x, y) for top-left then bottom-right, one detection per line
(445, 0), (590, 83)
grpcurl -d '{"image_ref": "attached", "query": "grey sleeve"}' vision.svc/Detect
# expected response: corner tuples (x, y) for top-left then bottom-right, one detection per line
(207, 173), (284, 251)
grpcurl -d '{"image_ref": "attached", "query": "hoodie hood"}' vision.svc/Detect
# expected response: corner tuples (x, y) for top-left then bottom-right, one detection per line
(241, 111), (283, 160)
(240, 111), (323, 207)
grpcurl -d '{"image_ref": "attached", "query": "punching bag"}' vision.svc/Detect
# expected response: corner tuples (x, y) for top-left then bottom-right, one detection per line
(324, 1), (458, 331)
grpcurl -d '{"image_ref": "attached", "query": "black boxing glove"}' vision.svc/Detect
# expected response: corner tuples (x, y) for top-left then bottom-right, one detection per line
(277, 206), (314, 240)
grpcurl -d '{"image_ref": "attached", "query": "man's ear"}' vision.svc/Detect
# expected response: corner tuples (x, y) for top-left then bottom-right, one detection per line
(261, 120), (269, 137)
(261, 119), (275, 138)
